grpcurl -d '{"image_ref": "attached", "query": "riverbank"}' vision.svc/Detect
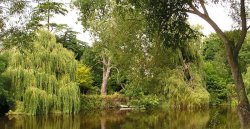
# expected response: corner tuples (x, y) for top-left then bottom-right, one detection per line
(80, 94), (128, 111)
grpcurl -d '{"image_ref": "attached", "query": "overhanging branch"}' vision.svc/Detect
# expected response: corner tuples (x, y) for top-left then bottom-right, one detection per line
(199, 0), (208, 16)
(187, 2), (230, 47)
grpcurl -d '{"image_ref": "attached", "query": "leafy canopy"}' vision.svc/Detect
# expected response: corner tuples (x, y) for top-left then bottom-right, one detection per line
(5, 30), (80, 115)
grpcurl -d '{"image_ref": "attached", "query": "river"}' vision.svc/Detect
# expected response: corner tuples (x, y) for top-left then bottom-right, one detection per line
(0, 107), (242, 129)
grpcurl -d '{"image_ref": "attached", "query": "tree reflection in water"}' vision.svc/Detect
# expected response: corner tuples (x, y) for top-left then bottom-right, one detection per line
(0, 107), (242, 129)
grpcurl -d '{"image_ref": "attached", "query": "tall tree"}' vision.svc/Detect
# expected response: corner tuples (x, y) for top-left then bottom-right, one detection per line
(100, 49), (112, 95)
(5, 30), (80, 115)
(186, 0), (250, 125)
(74, 0), (117, 95)
(29, 0), (68, 31)
(74, 0), (203, 95)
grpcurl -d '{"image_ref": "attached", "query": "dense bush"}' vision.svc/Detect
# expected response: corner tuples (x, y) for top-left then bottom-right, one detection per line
(163, 68), (210, 109)
(244, 66), (250, 100)
(122, 75), (161, 109)
(128, 95), (160, 109)
(203, 62), (233, 105)
(202, 34), (236, 106)
(0, 53), (14, 115)
(76, 64), (95, 94)
(80, 93), (127, 111)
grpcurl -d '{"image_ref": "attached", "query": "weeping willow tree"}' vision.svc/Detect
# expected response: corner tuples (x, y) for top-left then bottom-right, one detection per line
(5, 30), (80, 115)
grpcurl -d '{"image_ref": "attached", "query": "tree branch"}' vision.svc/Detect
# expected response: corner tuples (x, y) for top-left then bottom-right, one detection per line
(187, 9), (196, 15)
(188, 3), (231, 47)
(247, 25), (250, 30)
(236, 0), (247, 54)
(189, 3), (200, 14)
(102, 55), (108, 66)
(199, 0), (208, 16)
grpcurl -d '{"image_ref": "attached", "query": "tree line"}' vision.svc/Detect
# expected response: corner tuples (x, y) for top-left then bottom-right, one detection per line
(0, 0), (250, 127)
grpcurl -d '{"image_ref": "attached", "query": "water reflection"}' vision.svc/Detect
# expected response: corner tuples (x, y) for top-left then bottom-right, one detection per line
(0, 107), (242, 129)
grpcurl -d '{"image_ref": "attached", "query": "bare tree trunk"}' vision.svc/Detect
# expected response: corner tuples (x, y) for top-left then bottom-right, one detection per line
(101, 57), (111, 95)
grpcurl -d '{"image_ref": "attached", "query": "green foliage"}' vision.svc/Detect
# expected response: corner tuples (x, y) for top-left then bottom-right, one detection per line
(28, 0), (68, 30)
(129, 95), (160, 109)
(0, 53), (13, 114)
(239, 34), (250, 73)
(5, 30), (80, 115)
(0, 0), (40, 49)
(0, 0), (30, 30)
(244, 66), (250, 100)
(202, 34), (223, 61)
(56, 28), (87, 60)
(126, 0), (197, 48)
(1, 29), (35, 50)
(80, 95), (102, 111)
(80, 46), (103, 87)
(75, 0), (209, 109)
(36, 1), (68, 15)
(203, 62), (232, 105)
(76, 64), (94, 94)
(0, 53), (8, 73)
(80, 93), (127, 111)
(73, 0), (112, 30)
(163, 68), (210, 109)
(202, 34), (235, 105)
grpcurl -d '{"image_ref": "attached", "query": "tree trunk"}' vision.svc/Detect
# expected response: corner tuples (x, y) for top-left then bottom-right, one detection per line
(182, 59), (191, 82)
(228, 52), (250, 128)
(187, 2), (250, 127)
(47, 0), (50, 31)
(101, 57), (111, 95)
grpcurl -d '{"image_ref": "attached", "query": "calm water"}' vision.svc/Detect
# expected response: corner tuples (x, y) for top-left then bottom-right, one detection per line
(0, 107), (242, 129)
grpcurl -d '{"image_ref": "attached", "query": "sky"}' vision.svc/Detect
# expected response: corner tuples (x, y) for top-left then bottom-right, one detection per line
(51, 7), (93, 43)
(52, 2), (234, 45)
(188, 4), (234, 35)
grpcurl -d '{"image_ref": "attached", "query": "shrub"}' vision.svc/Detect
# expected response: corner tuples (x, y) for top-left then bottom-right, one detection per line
(129, 95), (160, 109)
(76, 64), (94, 94)
(0, 52), (14, 114)
(80, 93), (127, 111)
(164, 68), (210, 109)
